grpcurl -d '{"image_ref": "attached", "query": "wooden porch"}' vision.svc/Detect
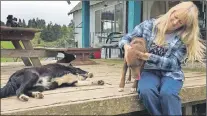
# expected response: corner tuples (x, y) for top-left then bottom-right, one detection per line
(0, 59), (206, 115)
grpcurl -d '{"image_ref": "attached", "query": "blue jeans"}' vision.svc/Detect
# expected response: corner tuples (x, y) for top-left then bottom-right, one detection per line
(137, 70), (183, 115)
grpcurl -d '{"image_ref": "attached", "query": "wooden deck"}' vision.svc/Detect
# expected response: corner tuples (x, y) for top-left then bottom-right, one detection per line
(1, 60), (206, 115)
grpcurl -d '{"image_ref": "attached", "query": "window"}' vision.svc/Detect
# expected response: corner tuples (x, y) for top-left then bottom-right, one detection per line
(101, 5), (115, 33)
(95, 3), (124, 34)
(95, 10), (101, 32)
(115, 3), (124, 32)
(150, 1), (167, 18)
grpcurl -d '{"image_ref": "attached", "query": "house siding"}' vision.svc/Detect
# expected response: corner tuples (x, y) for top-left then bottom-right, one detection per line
(71, 1), (167, 58)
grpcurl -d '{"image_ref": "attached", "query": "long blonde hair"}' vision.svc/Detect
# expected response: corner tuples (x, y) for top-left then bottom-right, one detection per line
(153, 1), (206, 64)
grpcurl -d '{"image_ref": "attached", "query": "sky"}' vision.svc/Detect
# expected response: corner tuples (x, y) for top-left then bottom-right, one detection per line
(1, 1), (80, 26)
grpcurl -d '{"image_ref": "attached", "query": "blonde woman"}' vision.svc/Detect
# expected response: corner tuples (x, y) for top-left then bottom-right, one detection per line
(119, 1), (205, 115)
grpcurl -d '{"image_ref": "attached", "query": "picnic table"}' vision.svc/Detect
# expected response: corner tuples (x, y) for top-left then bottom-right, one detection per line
(34, 47), (102, 65)
(0, 26), (45, 67)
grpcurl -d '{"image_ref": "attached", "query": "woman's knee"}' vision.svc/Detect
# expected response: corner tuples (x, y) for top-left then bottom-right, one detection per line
(138, 85), (157, 98)
(138, 71), (160, 98)
(160, 89), (172, 97)
(160, 77), (183, 100)
(160, 89), (179, 100)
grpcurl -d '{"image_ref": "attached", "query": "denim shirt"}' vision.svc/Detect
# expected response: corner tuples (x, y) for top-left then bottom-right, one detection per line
(118, 19), (187, 81)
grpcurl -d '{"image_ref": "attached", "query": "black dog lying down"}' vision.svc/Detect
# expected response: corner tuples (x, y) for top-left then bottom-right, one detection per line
(0, 63), (104, 101)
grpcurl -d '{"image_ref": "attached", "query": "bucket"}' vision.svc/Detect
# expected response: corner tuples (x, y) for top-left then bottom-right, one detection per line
(93, 49), (101, 59)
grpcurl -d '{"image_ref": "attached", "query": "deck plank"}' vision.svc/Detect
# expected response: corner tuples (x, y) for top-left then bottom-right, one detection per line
(0, 60), (206, 115)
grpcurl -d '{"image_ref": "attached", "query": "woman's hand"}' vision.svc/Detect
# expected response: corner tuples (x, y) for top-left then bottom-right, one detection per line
(136, 51), (151, 60)
(124, 44), (132, 51)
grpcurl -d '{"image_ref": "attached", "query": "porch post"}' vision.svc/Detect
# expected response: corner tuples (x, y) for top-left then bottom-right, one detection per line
(127, 1), (142, 32)
(82, 1), (90, 48)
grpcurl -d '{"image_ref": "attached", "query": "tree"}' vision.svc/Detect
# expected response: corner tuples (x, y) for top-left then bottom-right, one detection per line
(18, 19), (22, 27)
(52, 23), (62, 40)
(40, 23), (53, 42)
(27, 19), (32, 28)
(27, 18), (46, 29)
(32, 18), (37, 28)
(56, 23), (76, 48)
(68, 20), (74, 28)
(40, 23), (62, 42)
(38, 19), (46, 29)
(68, 20), (75, 40)
(61, 25), (68, 35)
(22, 19), (27, 27)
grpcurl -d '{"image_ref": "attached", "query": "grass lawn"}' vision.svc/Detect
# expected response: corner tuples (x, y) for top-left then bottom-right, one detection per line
(1, 41), (22, 62)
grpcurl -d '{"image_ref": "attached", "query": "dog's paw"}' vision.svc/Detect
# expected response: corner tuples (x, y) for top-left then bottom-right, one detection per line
(130, 88), (137, 93)
(118, 88), (124, 92)
(87, 72), (93, 78)
(18, 94), (29, 102)
(92, 80), (104, 85)
(78, 75), (86, 81)
(32, 92), (44, 99)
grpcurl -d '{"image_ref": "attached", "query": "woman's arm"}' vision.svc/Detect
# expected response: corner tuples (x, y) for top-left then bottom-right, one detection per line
(138, 44), (187, 71)
(118, 21), (145, 49)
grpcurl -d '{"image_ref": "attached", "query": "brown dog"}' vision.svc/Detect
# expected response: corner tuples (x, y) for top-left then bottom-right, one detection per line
(118, 37), (147, 92)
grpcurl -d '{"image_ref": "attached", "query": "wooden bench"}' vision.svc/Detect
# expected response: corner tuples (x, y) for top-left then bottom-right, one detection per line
(0, 26), (53, 67)
(34, 47), (102, 65)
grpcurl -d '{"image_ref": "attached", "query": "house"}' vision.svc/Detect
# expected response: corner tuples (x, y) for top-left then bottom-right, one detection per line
(68, 1), (206, 58)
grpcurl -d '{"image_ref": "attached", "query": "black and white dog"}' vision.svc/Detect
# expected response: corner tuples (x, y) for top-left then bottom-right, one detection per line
(0, 55), (104, 101)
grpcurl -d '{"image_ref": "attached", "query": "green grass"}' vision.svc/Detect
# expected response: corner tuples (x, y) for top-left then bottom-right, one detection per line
(1, 41), (22, 62)
(0, 33), (57, 62)
(1, 41), (15, 49)
(1, 41), (15, 62)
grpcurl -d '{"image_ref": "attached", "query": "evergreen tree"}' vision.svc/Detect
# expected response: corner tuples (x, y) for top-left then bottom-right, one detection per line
(68, 20), (74, 28)
(28, 19), (32, 28)
(22, 19), (27, 27)
(18, 19), (22, 27)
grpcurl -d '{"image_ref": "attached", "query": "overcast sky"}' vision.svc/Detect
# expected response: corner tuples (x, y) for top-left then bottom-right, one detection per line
(1, 1), (80, 26)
